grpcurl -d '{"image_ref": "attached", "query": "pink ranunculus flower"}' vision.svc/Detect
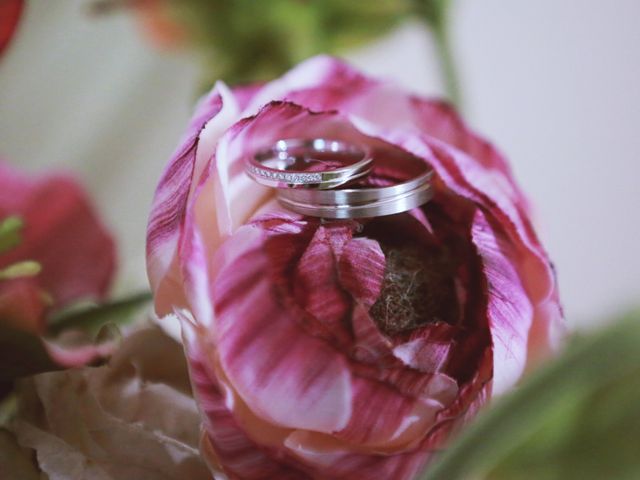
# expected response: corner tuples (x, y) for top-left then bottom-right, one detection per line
(0, 162), (115, 331)
(0, 162), (116, 373)
(146, 56), (564, 479)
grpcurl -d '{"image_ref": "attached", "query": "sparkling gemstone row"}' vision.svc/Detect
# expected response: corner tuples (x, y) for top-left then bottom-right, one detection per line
(250, 166), (322, 183)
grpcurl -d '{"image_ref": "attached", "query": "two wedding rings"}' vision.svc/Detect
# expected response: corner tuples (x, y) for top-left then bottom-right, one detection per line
(246, 138), (434, 219)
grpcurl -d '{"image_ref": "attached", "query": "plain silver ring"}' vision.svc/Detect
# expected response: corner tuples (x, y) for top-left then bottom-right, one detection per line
(247, 138), (372, 189)
(276, 161), (434, 219)
(277, 181), (433, 219)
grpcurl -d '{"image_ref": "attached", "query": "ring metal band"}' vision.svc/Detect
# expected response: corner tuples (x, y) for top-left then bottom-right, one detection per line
(277, 180), (433, 219)
(277, 163), (433, 219)
(247, 138), (372, 189)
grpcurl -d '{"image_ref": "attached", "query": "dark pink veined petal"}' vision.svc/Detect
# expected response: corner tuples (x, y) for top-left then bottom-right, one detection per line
(242, 55), (375, 116)
(146, 88), (222, 309)
(333, 375), (445, 451)
(471, 211), (533, 394)
(352, 126), (562, 371)
(394, 340), (450, 373)
(407, 97), (514, 177)
(338, 236), (386, 308)
(187, 337), (310, 480)
(210, 224), (353, 433)
(186, 315), (433, 480)
(0, 163), (115, 309)
(293, 224), (353, 346)
(255, 57), (563, 367)
(147, 84), (252, 315)
(392, 322), (459, 374)
(284, 430), (431, 480)
(233, 82), (266, 112)
(425, 346), (493, 450)
(350, 303), (393, 364)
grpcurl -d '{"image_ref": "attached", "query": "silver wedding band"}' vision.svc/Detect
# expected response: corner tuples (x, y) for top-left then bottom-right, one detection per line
(247, 139), (372, 189)
(277, 169), (433, 219)
(245, 138), (434, 219)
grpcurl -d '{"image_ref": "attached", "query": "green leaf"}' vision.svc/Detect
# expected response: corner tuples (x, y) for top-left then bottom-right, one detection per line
(0, 216), (23, 254)
(421, 311), (640, 480)
(48, 291), (152, 336)
(166, 0), (411, 86)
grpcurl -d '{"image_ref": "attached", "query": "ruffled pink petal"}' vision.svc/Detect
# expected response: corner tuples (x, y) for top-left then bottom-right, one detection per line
(338, 237), (386, 308)
(0, 163), (115, 309)
(284, 430), (431, 480)
(471, 211), (533, 394)
(188, 318), (434, 480)
(188, 340), (309, 479)
(210, 224), (353, 433)
(293, 224), (353, 345)
(392, 322), (459, 374)
(333, 376), (444, 451)
(355, 122), (562, 367)
(44, 339), (114, 368)
(427, 346), (493, 448)
(242, 55), (375, 117)
(146, 87), (225, 313)
(232, 82), (265, 112)
(253, 56), (563, 367)
(350, 303), (393, 364)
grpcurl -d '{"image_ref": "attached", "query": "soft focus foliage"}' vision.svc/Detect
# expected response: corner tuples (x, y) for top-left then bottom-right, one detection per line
(422, 310), (640, 480)
(166, 0), (410, 84)
(117, 0), (456, 94)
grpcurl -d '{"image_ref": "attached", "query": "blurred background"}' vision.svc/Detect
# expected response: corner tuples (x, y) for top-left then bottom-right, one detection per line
(1, 0), (638, 331)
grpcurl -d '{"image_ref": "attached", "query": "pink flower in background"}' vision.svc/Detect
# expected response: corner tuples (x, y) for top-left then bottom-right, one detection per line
(0, 0), (24, 58)
(146, 56), (563, 479)
(0, 162), (115, 330)
(0, 162), (116, 376)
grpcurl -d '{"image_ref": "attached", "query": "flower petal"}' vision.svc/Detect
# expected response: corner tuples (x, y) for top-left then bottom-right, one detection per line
(471, 211), (534, 394)
(188, 341), (310, 479)
(293, 223), (353, 345)
(10, 345), (210, 480)
(211, 224), (353, 433)
(338, 236), (386, 308)
(146, 84), (238, 314)
(0, 163), (115, 309)
(333, 376), (444, 451)
(392, 322), (459, 374)
(248, 56), (563, 366)
(350, 303), (393, 364)
(284, 430), (430, 480)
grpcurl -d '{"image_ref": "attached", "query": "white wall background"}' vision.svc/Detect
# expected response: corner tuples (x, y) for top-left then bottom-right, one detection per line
(1, 0), (638, 330)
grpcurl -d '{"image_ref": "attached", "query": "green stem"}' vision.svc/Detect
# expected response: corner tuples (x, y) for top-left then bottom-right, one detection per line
(414, 0), (462, 108)
(432, 19), (462, 109)
(48, 291), (152, 335)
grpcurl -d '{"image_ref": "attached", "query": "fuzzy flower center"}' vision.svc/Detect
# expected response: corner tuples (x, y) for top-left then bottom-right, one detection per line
(370, 243), (460, 335)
